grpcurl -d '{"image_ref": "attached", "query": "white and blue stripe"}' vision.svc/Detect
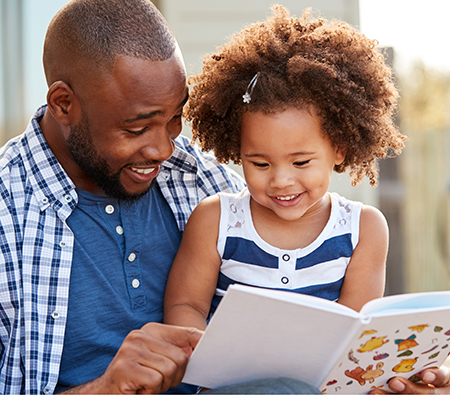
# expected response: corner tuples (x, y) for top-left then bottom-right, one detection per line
(211, 189), (361, 312)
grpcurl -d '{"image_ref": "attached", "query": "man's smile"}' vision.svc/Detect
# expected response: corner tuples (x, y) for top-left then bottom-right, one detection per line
(130, 166), (156, 175)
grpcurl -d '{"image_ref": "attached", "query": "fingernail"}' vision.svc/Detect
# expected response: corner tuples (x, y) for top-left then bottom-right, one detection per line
(422, 371), (436, 383)
(389, 379), (406, 392)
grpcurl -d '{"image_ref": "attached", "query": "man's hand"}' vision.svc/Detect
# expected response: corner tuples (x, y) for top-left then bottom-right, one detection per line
(369, 366), (450, 395)
(63, 323), (202, 394)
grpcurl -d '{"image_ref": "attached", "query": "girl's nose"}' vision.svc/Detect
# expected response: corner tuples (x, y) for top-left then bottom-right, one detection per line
(270, 168), (296, 188)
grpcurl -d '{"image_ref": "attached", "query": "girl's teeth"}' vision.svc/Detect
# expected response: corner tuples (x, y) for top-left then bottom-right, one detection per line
(131, 167), (155, 175)
(276, 194), (298, 201)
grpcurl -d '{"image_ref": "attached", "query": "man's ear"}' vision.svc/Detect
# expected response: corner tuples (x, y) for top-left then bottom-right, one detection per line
(46, 81), (81, 126)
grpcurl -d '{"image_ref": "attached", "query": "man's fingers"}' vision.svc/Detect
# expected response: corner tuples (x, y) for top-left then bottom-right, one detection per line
(139, 323), (203, 386)
(368, 388), (391, 395)
(120, 358), (166, 394)
(421, 366), (450, 387)
(134, 344), (185, 392)
(387, 376), (440, 395)
(142, 322), (203, 354)
(386, 366), (450, 395)
(99, 323), (203, 394)
(370, 367), (450, 395)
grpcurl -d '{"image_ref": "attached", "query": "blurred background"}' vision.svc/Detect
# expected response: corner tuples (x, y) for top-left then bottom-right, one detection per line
(1, 0), (449, 296)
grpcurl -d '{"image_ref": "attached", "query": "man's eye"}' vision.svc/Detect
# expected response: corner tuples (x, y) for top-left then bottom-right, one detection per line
(172, 113), (183, 122)
(127, 127), (148, 135)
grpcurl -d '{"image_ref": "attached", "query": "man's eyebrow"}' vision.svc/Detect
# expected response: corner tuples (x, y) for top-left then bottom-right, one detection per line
(124, 91), (189, 124)
(124, 111), (161, 124)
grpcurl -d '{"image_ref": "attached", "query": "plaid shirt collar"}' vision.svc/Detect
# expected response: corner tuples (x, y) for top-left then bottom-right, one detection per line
(19, 105), (76, 212)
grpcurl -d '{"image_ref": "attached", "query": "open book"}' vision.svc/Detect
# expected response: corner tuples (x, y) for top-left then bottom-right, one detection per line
(182, 284), (450, 394)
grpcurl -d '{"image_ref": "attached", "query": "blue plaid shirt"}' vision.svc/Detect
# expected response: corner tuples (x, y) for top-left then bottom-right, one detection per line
(0, 105), (244, 394)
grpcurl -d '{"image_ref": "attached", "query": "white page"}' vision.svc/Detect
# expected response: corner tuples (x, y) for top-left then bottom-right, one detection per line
(232, 284), (359, 316)
(360, 291), (450, 316)
(183, 285), (361, 389)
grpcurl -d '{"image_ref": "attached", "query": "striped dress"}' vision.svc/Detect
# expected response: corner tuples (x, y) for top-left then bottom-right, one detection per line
(211, 188), (362, 313)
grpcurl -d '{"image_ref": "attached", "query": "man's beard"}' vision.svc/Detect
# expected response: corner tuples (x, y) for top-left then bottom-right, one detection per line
(66, 112), (154, 201)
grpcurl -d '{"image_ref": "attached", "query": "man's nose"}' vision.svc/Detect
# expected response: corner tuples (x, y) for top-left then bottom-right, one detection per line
(139, 128), (175, 162)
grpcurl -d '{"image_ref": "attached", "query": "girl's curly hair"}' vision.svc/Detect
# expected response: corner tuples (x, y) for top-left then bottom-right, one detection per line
(185, 5), (406, 187)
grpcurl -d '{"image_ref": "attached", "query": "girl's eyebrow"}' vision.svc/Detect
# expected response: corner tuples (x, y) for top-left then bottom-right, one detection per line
(244, 151), (315, 158)
(290, 151), (315, 156)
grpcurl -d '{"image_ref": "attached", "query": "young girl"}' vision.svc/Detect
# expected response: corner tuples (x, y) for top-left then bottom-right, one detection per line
(164, 5), (407, 330)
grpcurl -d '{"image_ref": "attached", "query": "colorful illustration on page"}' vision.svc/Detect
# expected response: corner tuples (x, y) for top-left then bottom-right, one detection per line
(320, 318), (450, 394)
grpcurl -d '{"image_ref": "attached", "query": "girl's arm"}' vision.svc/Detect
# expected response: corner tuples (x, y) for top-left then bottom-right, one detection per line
(164, 194), (222, 331)
(337, 205), (389, 312)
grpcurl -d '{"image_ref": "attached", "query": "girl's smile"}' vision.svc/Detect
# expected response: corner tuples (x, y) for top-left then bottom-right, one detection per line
(271, 192), (304, 207)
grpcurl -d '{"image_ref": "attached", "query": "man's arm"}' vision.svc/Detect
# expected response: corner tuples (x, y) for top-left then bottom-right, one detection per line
(59, 323), (202, 394)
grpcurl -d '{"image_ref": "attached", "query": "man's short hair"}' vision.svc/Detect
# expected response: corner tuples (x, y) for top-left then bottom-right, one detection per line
(43, 0), (176, 84)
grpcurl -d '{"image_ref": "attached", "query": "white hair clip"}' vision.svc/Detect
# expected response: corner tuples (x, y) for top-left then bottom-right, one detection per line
(242, 72), (260, 103)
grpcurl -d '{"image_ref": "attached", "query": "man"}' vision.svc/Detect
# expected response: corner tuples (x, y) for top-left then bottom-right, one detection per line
(0, 0), (233, 394)
(0, 0), (323, 395)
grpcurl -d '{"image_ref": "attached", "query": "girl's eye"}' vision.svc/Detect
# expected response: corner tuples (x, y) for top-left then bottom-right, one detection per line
(252, 162), (269, 168)
(294, 160), (310, 167)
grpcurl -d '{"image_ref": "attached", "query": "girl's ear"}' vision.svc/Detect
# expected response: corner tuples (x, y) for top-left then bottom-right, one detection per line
(46, 81), (81, 127)
(334, 147), (346, 166)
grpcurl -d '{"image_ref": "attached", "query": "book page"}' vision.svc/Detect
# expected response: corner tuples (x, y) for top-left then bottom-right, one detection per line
(233, 284), (359, 317)
(360, 290), (450, 316)
(183, 284), (361, 389)
(320, 308), (450, 394)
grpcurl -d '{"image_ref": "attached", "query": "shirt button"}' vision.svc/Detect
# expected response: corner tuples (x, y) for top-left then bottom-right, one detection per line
(59, 241), (66, 248)
(132, 278), (140, 288)
(42, 197), (49, 204)
(43, 387), (51, 394)
(105, 205), (115, 214)
(282, 254), (290, 262)
(161, 170), (170, 180)
(116, 226), (124, 235)
(128, 252), (136, 262)
(51, 311), (60, 319)
(281, 276), (289, 284)
(64, 194), (72, 203)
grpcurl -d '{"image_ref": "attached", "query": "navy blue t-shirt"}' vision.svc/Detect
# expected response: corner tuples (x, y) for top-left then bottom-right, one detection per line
(56, 184), (196, 394)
